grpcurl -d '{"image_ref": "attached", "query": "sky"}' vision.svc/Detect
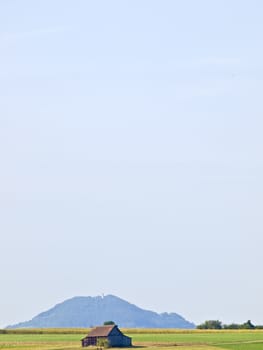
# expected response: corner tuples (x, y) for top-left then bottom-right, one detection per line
(0, 0), (263, 328)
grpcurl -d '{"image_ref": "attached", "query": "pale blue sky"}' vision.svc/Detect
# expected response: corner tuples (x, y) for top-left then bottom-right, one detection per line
(1, 0), (263, 328)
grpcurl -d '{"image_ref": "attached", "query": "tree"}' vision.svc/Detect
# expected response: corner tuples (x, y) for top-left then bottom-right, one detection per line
(223, 323), (239, 329)
(241, 320), (255, 329)
(103, 321), (115, 325)
(197, 320), (222, 329)
(97, 338), (111, 348)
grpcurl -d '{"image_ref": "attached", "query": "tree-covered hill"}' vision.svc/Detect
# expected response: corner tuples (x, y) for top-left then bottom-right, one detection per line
(7, 295), (195, 329)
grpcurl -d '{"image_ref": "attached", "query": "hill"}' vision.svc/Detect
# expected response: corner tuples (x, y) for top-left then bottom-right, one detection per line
(7, 295), (195, 329)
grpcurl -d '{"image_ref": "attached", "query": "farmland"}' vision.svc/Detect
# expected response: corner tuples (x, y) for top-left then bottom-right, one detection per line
(1, 329), (263, 350)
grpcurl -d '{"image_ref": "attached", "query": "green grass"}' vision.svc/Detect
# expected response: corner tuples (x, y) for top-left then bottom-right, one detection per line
(216, 342), (263, 350)
(130, 331), (263, 344)
(0, 334), (84, 342)
(0, 329), (263, 350)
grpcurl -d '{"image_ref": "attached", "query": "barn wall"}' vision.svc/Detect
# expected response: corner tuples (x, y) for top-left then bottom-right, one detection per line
(108, 335), (121, 346)
(108, 335), (132, 347)
(122, 335), (132, 346)
(82, 336), (99, 347)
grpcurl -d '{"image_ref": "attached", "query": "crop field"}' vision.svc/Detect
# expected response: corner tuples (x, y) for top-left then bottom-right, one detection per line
(0, 329), (263, 350)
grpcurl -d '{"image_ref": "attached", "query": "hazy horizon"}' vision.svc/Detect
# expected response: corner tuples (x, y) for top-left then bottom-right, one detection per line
(1, 0), (263, 328)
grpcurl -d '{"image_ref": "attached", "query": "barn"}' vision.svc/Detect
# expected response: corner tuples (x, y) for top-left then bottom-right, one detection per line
(81, 325), (132, 347)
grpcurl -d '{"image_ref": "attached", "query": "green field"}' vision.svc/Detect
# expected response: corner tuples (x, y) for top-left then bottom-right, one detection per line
(0, 329), (263, 350)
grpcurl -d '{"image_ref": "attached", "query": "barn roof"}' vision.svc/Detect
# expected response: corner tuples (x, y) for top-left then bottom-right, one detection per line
(87, 325), (116, 337)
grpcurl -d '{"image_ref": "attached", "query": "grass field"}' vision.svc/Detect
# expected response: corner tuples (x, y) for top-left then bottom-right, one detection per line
(0, 329), (263, 350)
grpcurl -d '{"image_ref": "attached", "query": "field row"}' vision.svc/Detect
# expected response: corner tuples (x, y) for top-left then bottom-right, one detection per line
(0, 330), (263, 350)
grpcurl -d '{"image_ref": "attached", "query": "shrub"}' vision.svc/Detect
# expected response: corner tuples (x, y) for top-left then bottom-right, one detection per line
(97, 338), (111, 348)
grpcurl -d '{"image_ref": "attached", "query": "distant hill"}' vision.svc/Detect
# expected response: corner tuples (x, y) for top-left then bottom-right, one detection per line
(7, 294), (195, 329)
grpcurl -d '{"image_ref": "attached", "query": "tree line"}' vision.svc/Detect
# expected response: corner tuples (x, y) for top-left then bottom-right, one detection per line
(197, 320), (263, 329)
